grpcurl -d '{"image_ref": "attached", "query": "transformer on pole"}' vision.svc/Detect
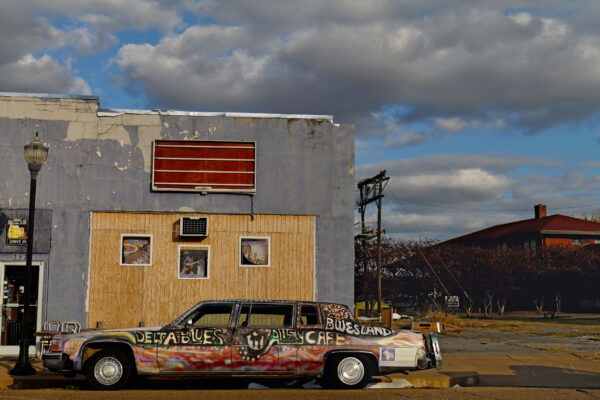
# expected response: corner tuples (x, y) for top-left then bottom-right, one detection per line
(356, 170), (389, 315)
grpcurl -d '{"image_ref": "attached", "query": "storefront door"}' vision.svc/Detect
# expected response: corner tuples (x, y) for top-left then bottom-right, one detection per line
(0, 262), (44, 355)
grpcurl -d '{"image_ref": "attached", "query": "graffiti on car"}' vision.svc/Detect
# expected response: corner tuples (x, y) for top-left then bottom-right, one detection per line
(325, 317), (392, 336)
(237, 328), (346, 360)
(133, 328), (225, 346)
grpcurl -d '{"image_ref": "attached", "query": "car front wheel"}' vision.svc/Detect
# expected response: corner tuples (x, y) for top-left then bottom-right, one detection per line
(85, 348), (132, 390)
(322, 354), (373, 389)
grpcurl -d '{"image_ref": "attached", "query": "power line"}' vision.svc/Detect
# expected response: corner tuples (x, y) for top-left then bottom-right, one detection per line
(395, 201), (469, 302)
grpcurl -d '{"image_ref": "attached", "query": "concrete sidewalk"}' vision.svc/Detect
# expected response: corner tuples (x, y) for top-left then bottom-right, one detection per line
(0, 353), (597, 389)
(377, 353), (600, 389)
(0, 358), (82, 389)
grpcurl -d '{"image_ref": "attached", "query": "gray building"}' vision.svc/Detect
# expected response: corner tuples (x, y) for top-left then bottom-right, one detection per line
(0, 92), (354, 353)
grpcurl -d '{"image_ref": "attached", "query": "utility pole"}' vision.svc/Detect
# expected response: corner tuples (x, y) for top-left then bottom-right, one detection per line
(356, 170), (389, 315)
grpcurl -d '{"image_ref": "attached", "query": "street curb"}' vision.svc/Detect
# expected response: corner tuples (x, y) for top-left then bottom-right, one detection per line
(0, 375), (83, 390)
(376, 371), (480, 388)
(0, 378), (11, 390)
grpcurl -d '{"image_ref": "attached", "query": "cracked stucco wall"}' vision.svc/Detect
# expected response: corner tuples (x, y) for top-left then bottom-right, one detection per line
(0, 94), (355, 325)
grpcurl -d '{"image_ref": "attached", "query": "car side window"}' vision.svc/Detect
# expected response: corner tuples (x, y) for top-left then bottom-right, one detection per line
(298, 305), (320, 327)
(237, 304), (251, 327)
(240, 304), (294, 328)
(186, 303), (234, 327)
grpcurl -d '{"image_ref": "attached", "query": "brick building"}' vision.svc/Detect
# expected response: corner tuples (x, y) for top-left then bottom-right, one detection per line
(442, 204), (600, 248)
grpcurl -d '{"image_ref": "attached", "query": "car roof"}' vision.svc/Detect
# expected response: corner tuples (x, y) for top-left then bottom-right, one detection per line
(198, 299), (347, 307)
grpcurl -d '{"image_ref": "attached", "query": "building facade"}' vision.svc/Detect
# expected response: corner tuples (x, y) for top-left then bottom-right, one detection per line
(0, 92), (355, 351)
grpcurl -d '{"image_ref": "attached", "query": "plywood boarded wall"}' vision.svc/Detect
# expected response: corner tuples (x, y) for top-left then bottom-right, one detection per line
(87, 212), (315, 328)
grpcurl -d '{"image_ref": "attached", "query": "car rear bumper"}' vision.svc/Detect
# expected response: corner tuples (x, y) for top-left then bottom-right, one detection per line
(428, 333), (443, 368)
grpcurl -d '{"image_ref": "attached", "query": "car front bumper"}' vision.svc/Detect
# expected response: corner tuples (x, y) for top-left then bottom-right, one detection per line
(42, 352), (74, 373)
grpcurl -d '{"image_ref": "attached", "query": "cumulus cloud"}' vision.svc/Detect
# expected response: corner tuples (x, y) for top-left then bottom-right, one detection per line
(0, 0), (184, 95)
(355, 152), (600, 239)
(387, 168), (512, 204)
(3, 0), (600, 134)
(40, 0), (181, 33)
(112, 1), (600, 134)
(0, 55), (91, 95)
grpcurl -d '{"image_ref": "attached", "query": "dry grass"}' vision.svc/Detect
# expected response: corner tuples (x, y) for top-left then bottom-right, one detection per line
(397, 312), (600, 338)
(462, 318), (600, 337)
(506, 343), (569, 352)
(423, 311), (464, 327)
(573, 353), (600, 360)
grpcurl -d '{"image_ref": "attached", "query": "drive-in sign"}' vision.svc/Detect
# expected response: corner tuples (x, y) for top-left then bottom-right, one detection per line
(6, 219), (27, 246)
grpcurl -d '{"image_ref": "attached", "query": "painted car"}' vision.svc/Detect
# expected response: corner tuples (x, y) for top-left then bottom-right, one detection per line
(42, 300), (442, 390)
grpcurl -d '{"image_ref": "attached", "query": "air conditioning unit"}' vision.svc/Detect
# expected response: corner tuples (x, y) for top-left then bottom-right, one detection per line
(179, 217), (208, 237)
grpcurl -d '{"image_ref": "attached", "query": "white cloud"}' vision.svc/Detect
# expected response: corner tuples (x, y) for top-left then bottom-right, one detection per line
(112, 4), (600, 133)
(354, 152), (600, 238)
(435, 117), (468, 132)
(40, 0), (181, 33)
(383, 131), (435, 147)
(381, 211), (521, 239)
(357, 153), (559, 178)
(0, 55), (91, 95)
(388, 168), (512, 204)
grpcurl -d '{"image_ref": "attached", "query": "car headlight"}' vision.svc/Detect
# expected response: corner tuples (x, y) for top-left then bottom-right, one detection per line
(49, 339), (63, 353)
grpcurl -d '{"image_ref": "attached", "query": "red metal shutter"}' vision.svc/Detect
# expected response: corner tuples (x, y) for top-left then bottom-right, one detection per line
(152, 140), (256, 193)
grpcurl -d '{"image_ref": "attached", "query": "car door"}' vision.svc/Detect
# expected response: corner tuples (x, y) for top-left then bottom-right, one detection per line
(158, 301), (234, 373)
(231, 302), (298, 372)
(296, 302), (329, 374)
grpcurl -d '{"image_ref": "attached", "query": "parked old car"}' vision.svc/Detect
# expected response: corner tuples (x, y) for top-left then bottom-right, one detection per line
(43, 300), (442, 389)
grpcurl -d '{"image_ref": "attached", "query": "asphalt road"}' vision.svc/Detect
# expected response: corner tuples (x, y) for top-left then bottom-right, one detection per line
(0, 388), (597, 400)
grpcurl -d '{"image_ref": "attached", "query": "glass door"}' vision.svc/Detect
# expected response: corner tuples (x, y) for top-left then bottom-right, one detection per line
(0, 262), (43, 355)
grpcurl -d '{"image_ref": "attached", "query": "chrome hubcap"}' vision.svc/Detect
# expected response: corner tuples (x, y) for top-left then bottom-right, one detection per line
(94, 357), (123, 386)
(337, 357), (364, 385)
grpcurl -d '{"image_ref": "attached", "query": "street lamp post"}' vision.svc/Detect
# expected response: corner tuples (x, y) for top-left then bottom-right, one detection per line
(10, 133), (48, 376)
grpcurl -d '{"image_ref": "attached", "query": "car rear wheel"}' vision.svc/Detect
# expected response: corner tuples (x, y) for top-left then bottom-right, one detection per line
(322, 354), (372, 389)
(85, 348), (132, 390)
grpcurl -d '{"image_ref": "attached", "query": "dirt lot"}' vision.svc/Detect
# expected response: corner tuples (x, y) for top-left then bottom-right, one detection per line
(431, 312), (600, 355)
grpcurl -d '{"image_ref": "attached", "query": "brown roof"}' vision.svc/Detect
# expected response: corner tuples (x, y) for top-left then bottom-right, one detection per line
(443, 214), (600, 244)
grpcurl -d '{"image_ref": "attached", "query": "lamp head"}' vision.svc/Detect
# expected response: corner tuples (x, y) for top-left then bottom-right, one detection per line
(24, 133), (49, 173)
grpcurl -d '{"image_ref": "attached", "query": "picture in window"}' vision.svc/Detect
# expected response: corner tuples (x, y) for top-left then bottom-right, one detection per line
(240, 237), (270, 267)
(178, 245), (209, 279)
(121, 235), (152, 266)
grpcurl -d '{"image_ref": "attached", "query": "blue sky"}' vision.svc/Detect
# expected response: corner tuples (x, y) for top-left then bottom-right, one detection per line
(0, 0), (599, 240)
